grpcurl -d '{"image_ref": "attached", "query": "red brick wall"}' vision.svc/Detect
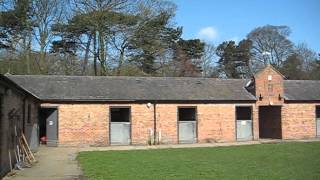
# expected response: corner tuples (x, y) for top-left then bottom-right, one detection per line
(131, 104), (154, 145)
(197, 104), (236, 143)
(255, 65), (284, 106)
(58, 104), (109, 146)
(252, 105), (260, 140)
(42, 101), (319, 146)
(156, 104), (179, 144)
(156, 104), (239, 144)
(43, 102), (257, 146)
(155, 103), (256, 144)
(282, 103), (319, 139)
(42, 103), (154, 146)
(253, 66), (318, 140)
(254, 66), (282, 139)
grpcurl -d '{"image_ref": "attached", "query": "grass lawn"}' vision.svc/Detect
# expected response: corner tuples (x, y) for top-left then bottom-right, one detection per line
(78, 142), (320, 180)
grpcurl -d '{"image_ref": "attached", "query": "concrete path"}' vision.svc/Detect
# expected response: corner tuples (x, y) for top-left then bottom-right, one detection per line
(4, 139), (319, 180)
(3, 147), (83, 180)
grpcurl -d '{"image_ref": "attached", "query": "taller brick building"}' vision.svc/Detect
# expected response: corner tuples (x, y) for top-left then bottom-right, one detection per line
(1, 65), (320, 147)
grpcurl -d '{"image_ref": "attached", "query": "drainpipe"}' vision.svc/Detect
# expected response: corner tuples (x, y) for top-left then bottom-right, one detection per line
(153, 102), (157, 145)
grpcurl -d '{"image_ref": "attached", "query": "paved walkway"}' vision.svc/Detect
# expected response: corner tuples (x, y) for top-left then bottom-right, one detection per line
(4, 147), (83, 180)
(4, 139), (320, 180)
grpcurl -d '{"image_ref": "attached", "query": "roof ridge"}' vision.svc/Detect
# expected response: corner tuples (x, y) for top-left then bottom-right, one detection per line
(284, 79), (320, 82)
(5, 74), (248, 81)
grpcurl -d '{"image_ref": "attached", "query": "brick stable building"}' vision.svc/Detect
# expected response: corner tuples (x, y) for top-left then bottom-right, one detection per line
(1, 65), (320, 147)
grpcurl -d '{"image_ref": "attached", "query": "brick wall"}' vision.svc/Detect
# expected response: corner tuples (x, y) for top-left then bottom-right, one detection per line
(254, 65), (283, 139)
(156, 103), (257, 144)
(282, 103), (319, 139)
(131, 104), (154, 145)
(43, 101), (319, 146)
(252, 105), (260, 140)
(51, 103), (154, 146)
(255, 65), (284, 106)
(197, 104), (236, 143)
(50, 102), (256, 146)
(253, 65), (318, 140)
(58, 104), (109, 146)
(156, 104), (178, 144)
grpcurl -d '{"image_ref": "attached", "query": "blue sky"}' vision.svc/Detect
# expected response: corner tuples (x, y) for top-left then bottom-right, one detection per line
(174, 0), (320, 52)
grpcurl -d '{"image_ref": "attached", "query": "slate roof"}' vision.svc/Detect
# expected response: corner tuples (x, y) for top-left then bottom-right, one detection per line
(284, 80), (320, 101)
(4, 75), (320, 102)
(4, 75), (256, 102)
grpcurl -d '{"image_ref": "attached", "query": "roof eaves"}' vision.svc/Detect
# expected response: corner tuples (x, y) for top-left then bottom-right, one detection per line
(2, 74), (41, 100)
(40, 98), (257, 103)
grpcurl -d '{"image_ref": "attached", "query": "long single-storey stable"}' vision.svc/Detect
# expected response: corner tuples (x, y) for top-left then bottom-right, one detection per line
(1, 65), (320, 152)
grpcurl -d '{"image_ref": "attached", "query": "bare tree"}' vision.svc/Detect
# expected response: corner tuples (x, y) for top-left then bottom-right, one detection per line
(31, 0), (67, 73)
(294, 43), (318, 72)
(247, 25), (293, 69)
(201, 44), (217, 77)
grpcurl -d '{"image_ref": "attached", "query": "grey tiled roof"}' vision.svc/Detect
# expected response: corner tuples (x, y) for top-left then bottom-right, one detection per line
(284, 80), (320, 101)
(5, 75), (320, 102)
(4, 75), (256, 101)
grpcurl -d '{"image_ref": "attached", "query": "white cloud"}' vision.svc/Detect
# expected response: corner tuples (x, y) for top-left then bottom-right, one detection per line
(197, 27), (218, 42)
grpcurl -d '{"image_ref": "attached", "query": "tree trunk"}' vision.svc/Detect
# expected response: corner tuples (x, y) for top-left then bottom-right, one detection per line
(39, 30), (47, 74)
(117, 48), (125, 75)
(82, 34), (92, 75)
(25, 33), (32, 74)
(93, 32), (97, 76)
(98, 30), (107, 75)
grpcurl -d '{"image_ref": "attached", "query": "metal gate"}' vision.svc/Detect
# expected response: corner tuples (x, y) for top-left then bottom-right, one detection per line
(46, 109), (58, 147)
(236, 120), (252, 140)
(179, 121), (196, 144)
(110, 122), (131, 145)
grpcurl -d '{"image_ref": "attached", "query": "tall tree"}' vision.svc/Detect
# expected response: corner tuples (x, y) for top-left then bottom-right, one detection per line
(201, 44), (217, 77)
(280, 53), (305, 80)
(71, 0), (131, 75)
(172, 39), (205, 77)
(31, 0), (66, 73)
(216, 39), (252, 78)
(128, 12), (181, 74)
(247, 25), (293, 69)
(309, 58), (320, 80)
(0, 0), (33, 73)
(108, 13), (139, 75)
(294, 43), (318, 72)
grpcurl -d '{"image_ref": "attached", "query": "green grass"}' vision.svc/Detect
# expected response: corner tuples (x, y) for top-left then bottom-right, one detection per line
(78, 142), (320, 180)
